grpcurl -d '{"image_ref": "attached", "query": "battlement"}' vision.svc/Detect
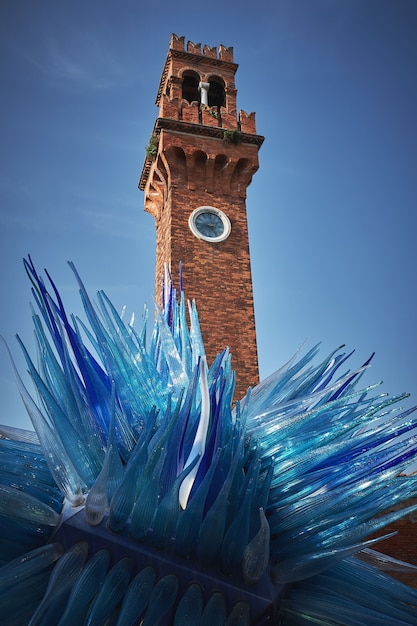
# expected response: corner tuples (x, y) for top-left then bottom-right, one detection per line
(170, 33), (234, 62)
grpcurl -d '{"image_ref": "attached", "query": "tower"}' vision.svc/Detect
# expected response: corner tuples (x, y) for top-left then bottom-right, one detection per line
(139, 34), (264, 399)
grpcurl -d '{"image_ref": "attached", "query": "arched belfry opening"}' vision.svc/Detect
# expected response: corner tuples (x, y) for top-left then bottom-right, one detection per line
(208, 77), (226, 109)
(182, 71), (200, 103)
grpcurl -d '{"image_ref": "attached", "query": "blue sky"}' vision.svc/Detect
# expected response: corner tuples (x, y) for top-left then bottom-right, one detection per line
(1, 0), (416, 431)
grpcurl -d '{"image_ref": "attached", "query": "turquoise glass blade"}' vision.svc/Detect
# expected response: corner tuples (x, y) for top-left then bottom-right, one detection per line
(173, 583), (204, 625)
(28, 541), (89, 626)
(175, 447), (222, 558)
(242, 507), (270, 585)
(225, 602), (251, 626)
(141, 574), (179, 626)
(58, 549), (111, 626)
(152, 453), (200, 549)
(1, 337), (84, 505)
(201, 592), (227, 626)
(116, 565), (156, 626)
(85, 556), (133, 626)
(0, 542), (63, 596)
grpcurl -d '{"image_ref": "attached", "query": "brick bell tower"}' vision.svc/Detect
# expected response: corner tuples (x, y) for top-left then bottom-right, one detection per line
(139, 34), (264, 399)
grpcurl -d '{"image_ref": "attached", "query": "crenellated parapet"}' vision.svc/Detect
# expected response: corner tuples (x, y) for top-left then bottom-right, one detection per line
(239, 110), (257, 134)
(170, 33), (234, 62)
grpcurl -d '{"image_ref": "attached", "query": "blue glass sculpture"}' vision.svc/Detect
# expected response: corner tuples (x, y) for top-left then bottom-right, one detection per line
(1, 256), (417, 624)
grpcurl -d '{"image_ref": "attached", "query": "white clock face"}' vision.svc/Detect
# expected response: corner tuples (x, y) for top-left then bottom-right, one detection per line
(189, 206), (231, 242)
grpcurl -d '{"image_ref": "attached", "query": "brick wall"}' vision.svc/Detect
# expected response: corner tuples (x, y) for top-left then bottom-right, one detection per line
(145, 130), (260, 400)
(366, 498), (417, 588)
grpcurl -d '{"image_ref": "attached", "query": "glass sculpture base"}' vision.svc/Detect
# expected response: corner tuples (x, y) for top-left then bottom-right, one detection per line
(54, 506), (284, 624)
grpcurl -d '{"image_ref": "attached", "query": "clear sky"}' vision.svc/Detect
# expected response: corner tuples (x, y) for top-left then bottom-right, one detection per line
(1, 0), (416, 432)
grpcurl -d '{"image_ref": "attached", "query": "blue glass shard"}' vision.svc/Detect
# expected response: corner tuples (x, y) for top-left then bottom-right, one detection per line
(173, 583), (204, 625)
(221, 457), (260, 576)
(28, 541), (89, 625)
(1, 337), (85, 505)
(179, 356), (210, 509)
(85, 556), (133, 626)
(116, 565), (156, 626)
(197, 435), (245, 568)
(271, 533), (396, 584)
(242, 508), (270, 585)
(0, 483), (61, 529)
(175, 447), (222, 558)
(58, 549), (111, 626)
(0, 543), (63, 596)
(129, 447), (167, 541)
(141, 574), (179, 626)
(201, 592), (227, 626)
(152, 453), (200, 549)
(85, 444), (113, 526)
(225, 601), (251, 626)
(1, 570), (52, 625)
